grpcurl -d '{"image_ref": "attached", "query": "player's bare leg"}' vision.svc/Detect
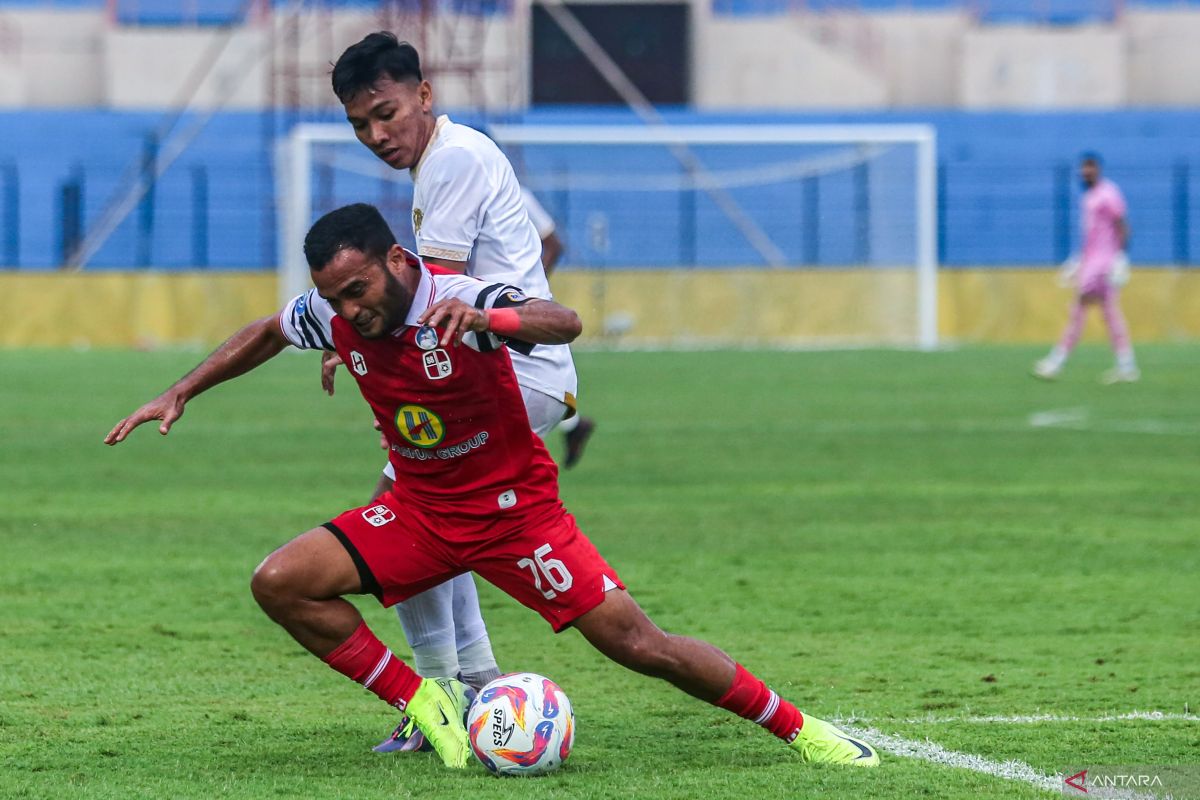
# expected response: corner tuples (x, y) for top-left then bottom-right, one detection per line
(251, 528), (365, 654)
(250, 528), (471, 768)
(571, 588), (734, 699)
(571, 589), (878, 766)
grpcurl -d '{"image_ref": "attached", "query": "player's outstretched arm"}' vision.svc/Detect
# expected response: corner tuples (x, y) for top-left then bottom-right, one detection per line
(418, 297), (581, 348)
(104, 314), (290, 445)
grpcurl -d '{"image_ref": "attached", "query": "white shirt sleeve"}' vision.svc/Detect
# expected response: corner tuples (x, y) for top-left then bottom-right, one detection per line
(415, 146), (492, 262)
(436, 273), (531, 310)
(432, 273), (533, 353)
(521, 187), (556, 239)
(278, 289), (336, 351)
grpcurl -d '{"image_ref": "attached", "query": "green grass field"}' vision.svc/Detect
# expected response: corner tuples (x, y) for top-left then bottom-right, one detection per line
(2, 344), (1198, 799)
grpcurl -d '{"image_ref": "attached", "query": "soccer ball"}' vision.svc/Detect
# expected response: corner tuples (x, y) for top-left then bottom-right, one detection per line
(466, 672), (575, 776)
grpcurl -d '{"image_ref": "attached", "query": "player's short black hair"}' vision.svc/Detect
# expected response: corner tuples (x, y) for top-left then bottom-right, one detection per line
(331, 32), (422, 103)
(1080, 151), (1103, 166)
(303, 203), (397, 271)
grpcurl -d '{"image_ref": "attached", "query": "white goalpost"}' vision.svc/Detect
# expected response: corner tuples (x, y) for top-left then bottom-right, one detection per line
(278, 122), (938, 349)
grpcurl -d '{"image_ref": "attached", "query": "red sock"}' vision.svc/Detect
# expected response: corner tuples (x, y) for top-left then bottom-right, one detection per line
(322, 622), (423, 711)
(715, 663), (805, 743)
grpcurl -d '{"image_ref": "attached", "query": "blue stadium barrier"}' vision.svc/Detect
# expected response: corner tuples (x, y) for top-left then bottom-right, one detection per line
(0, 108), (1198, 269)
(112, 0), (248, 26)
(976, 0), (1116, 25)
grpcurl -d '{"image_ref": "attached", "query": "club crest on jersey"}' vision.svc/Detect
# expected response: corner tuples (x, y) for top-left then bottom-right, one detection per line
(349, 350), (368, 376)
(414, 325), (439, 351)
(395, 404), (445, 448)
(422, 349), (452, 380)
(361, 504), (395, 527)
(412, 207), (424, 234)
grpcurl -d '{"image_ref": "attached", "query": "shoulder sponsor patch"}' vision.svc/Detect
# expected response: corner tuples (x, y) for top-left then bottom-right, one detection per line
(494, 287), (528, 307)
(415, 325), (439, 351)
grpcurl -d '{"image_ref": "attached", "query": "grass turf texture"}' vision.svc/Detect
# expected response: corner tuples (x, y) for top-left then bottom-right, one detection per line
(1, 344), (1197, 799)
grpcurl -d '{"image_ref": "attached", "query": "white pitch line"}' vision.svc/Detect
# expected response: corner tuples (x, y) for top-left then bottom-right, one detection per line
(1027, 407), (1200, 437)
(842, 724), (1164, 800)
(1028, 407), (1090, 429)
(840, 711), (1200, 725)
(842, 724), (1064, 795)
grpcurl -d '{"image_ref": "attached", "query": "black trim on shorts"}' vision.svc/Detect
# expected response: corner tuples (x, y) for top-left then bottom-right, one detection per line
(322, 522), (382, 601)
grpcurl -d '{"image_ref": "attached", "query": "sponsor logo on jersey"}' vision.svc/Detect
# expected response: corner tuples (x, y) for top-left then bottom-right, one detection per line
(392, 431), (489, 461)
(414, 325), (439, 351)
(362, 504), (395, 527)
(350, 350), (368, 376)
(422, 349), (452, 380)
(412, 207), (424, 234)
(395, 404), (446, 448)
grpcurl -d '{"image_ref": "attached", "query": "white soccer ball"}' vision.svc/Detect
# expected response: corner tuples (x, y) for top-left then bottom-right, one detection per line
(466, 672), (575, 776)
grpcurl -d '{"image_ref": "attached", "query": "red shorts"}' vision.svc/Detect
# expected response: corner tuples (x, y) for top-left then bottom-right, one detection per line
(324, 495), (625, 632)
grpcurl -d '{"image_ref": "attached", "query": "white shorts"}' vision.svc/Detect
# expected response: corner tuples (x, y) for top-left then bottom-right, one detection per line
(520, 385), (570, 437)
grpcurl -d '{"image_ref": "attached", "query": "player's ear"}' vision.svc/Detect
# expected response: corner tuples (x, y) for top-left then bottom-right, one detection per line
(419, 80), (433, 111)
(385, 244), (408, 277)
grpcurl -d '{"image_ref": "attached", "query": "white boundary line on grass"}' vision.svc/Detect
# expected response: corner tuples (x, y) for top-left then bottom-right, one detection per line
(841, 711), (1200, 725)
(840, 723), (1166, 799)
(842, 724), (1064, 795)
(1028, 408), (1200, 436)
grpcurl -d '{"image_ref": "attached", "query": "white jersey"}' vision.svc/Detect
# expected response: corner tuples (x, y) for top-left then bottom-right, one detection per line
(522, 187), (557, 240)
(410, 115), (577, 405)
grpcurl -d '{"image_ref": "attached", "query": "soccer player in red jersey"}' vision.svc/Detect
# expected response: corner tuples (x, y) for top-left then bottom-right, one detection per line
(105, 203), (878, 769)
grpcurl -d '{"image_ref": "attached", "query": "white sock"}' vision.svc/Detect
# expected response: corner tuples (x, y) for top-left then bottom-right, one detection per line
(395, 582), (460, 677)
(1117, 350), (1137, 371)
(450, 574), (499, 682)
(458, 637), (502, 689)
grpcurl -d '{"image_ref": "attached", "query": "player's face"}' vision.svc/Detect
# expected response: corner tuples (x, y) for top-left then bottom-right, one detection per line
(343, 77), (435, 170)
(1080, 161), (1100, 188)
(313, 246), (412, 338)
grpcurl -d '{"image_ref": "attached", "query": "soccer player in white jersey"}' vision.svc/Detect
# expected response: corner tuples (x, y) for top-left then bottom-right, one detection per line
(324, 31), (588, 752)
(520, 185), (595, 467)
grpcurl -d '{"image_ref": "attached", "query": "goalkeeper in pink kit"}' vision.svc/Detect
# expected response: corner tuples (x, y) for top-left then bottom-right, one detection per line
(1034, 153), (1138, 384)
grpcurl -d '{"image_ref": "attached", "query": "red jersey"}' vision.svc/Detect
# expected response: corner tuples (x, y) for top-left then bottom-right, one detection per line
(280, 260), (562, 530)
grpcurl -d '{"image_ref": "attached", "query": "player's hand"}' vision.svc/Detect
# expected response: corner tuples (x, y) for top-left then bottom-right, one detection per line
(1057, 256), (1080, 289)
(1109, 251), (1131, 288)
(321, 351), (344, 395)
(104, 390), (187, 445)
(417, 298), (489, 347)
(373, 417), (388, 450)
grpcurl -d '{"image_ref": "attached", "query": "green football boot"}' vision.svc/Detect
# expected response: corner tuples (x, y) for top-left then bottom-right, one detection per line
(789, 716), (880, 766)
(405, 677), (472, 768)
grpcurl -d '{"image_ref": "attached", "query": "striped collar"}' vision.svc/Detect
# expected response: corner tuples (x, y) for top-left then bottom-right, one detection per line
(401, 258), (437, 329)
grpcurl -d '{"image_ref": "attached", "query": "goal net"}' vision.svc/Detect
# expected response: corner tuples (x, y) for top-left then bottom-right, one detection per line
(278, 123), (937, 349)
